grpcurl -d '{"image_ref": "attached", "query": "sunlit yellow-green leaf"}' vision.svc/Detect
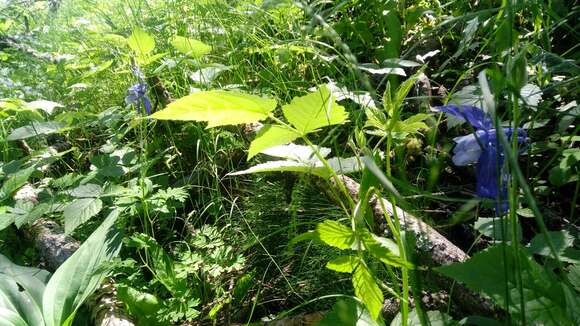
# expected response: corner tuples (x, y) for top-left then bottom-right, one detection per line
(151, 90), (277, 128)
(326, 256), (361, 273)
(171, 36), (211, 58)
(247, 125), (300, 160)
(316, 220), (355, 250)
(127, 28), (155, 57)
(282, 86), (348, 135)
(352, 263), (384, 320)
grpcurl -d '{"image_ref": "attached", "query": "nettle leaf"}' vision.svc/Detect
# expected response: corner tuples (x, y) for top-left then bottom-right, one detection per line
(151, 90), (277, 127)
(247, 125), (300, 160)
(353, 263), (384, 320)
(43, 210), (123, 326)
(359, 230), (413, 269)
(282, 86), (348, 135)
(528, 230), (574, 259)
(7, 121), (65, 141)
(326, 255), (361, 273)
(316, 220), (355, 250)
(127, 28), (155, 57)
(171, 36), (211, 58)
(63, 197), (103, 234)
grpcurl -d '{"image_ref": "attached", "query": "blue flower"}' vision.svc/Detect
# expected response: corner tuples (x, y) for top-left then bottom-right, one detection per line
(125, 82), (152, 115)
(435, 105), (528, 213)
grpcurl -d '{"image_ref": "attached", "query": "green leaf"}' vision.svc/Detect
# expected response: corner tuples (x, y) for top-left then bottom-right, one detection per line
(528, 230), (574, 259)
(127, 28), (155, 57)
(63, 198), (103, 234)
(0, 166), (35, 204)
(69, 183), (102, 198)
(318, 299), (381, 326)
(0, 307), (30, 326)
(127, 234), (186, 296)
(27, 100), (63, 115)
(43, 209), (123, 326)
(391, 310), (457, 326)
(228, 156), (362, 179)
(352, 263), (384, 320)
(359, 230), (413, 269)
(117, 286), (163, 326)
(247, 125), (300, 160)
(316, 220), (355, 250)
(151, 90), (277, 127)
(0, 254), (50, 326)
(7, 121), (65, 141)
(474, 217), (522, 242)
(436, 244), (573, 324)
(326, 256), (361, 273)
(282, 86), (348, 135)
(259, 143), (331, 162)
(171, 36), (211, 58)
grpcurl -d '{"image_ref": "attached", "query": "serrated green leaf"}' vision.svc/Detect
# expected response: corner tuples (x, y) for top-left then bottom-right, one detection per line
(43, 210), (122, 326)
(326, 256), (361, 273)
(63, 198), (103, 234)
(316, 220), (355, 250)
(353, 263), (383, 320)
(247, 125), (300, 160)
(7, 121), (65, 141)
(282, 86), (347, 134)
(359, 230), (413, 269)
(127, 28), (155, 57)
(151, 90), (277, 127)
(171, 36), (211, 58)
(229, 156), (362, 179)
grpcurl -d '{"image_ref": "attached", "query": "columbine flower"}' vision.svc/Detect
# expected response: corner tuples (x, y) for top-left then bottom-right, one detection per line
(435, 104), (528, 213)
(125, 82), (152, 115)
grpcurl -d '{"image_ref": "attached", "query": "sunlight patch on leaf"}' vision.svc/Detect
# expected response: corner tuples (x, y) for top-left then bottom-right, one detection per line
(282, 86), (348, 135)
(151, 90), (277, 127)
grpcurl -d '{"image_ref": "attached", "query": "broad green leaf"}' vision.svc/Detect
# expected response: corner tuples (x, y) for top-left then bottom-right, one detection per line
(117, 286), (163, 326)
(171, 36), (211, 58)
(326, 256), (361, 273)
(227, 160), (327, 177)
(0, 166), (35, 204)
(63, 198), (103, 234)
(474, 217), (522, 242)
(228, 156), (362, 179)
(7, 121), (65, 141)
(69, 184), (102, 198)
(261, 143), (331, 161)
(282, 86), (348, 135)
(316, 220), (355, 250)
(436, 244), (573, 324)
(247, 125), (300, 160)
(528, 230), (574, 258)
(27, 100), (63, 115)
(151, 90), (277, 127)
(43, 209), (123, 326)
(0, 307), (29, 326)
(0, 255), (50, 326)
(352, 263), (383, 320)
(318, 299), (381, 326)
(127, 28), (155, 57)
(289, 231), (320, 247)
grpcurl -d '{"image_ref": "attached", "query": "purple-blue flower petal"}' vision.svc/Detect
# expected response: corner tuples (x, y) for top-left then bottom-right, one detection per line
(436, 105), (493, 130)
(452, 130), (487, 166)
